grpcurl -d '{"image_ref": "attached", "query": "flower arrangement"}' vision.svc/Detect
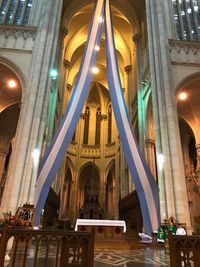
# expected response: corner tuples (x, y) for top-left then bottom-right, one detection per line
(194, 224), (200, 235)
(0, 211), (22, 228)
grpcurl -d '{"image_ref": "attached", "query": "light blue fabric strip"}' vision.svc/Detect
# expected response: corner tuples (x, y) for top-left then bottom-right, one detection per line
(105, 0), (160, 234)
(33, 0), (105, 225)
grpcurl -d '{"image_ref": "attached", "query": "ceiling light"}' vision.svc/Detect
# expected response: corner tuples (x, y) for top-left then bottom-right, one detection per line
(91, 67), (99, 74)
(179, 92), (188, 100)
(157, 154), (164, 170)
(32, 149), (40, 165)
(94, 45), (100, 51)
(50, 69), (58, 79)
(8, 80), (17, 88)
(98, 16), (103, 23)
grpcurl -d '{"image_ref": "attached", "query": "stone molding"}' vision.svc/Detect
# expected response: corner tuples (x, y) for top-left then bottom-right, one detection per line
(0, 25), (37, 51)
(81, 144), (101, 158)
(169, 39), (200, 65)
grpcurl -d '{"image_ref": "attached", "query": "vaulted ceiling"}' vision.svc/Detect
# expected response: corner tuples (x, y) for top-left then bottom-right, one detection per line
(61, 0), (145, 93)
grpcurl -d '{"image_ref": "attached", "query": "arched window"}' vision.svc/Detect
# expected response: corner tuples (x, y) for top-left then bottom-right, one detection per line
(95, 107), (101, 145)
(172, 0), (200, 41)
(83, 106), (90, 144)
(107, 105), (112, 144)
(0, 0), (33, 25)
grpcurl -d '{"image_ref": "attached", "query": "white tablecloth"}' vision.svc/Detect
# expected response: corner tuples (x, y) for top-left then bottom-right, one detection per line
(75, 219), (126, 233)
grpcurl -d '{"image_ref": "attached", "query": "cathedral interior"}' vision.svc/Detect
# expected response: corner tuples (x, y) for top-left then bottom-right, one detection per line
(0, 0), (200, 236)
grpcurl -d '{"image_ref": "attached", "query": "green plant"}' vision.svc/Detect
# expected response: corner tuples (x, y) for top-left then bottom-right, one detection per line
(0, 212), (21, 228)
(194, 224), (200, 234)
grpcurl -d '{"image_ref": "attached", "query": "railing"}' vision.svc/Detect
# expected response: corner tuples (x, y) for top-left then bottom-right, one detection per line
(168, 233), (200, 267)
(105, 142), (115, 157)
(0, 227), (94, 267)
(81, 144), (101, 158)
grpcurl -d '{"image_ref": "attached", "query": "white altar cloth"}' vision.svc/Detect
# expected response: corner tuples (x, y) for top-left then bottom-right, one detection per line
(75, 219), (126, 233)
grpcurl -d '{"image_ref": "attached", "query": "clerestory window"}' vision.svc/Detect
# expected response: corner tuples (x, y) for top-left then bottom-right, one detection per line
(0, 0), (33, 25)
(172, 0), (200, 41)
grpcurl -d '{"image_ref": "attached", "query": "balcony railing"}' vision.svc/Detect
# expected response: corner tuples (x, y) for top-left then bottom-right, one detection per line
(168, 233), (200, 267)
(0, 227), (94, 267)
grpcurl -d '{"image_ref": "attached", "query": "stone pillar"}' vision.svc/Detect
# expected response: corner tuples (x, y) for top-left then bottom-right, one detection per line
(71, 114), (84, 222)
(124, 65), (132, 115)
(146, 0), (191, 229)
(195, 144), (200, 173)
(61, 60), (71, 114)
(100, 114), (107, 206)
(120, 149), (129, 198)
(120, 65), (133, 197)
(163, 0), (176, 39)
(1, 0), (63, 214)
(133, 33), (145, 153)
(0, 148), (8, 181)
(64, 83), (72, 111)
(145, 139), (156, 178)
(29, 0), (44, 27)
(0, 148), (8, 204)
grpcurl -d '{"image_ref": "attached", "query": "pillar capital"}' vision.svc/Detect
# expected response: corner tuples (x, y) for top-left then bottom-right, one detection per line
(64, 59), (71, 69)
(124, 65), (132, 73)
(60, 25), (68, 36)
(132, 33), (140, 43)
(66, 83), (72, 92)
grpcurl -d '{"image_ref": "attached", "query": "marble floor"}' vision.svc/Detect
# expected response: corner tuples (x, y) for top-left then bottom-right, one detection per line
(4, 241), (170, 267)
(94, 247), (170, 267)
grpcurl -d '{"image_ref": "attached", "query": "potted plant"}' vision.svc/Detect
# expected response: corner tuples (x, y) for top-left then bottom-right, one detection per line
(193, 224), (200, 235)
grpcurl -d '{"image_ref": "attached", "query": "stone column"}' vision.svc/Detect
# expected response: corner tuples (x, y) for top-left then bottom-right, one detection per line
(146, 0), (191, 229)
(124, 65), (132, 115)
(71, 113), (84, 222)
(100, 115), (107, 206)
(133, 33), (145, 153)
(29, 0), (45, 27)
(1, 0), (64, 214)
(61, 60), (71, 114)
(65, 83), (72, 111)
(195, 144), (200, 179)
(195, 144), (200, 170)
(120, 150), (129, 198)
(0, 148), (8, 181)
(145, 139), (156, 178)
(163, 0), (176, 39)
(0, 148), (8, 204)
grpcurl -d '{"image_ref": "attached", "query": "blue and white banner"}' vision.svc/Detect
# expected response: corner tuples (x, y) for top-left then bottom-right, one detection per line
(33, 0), (105, 225)
(105, 0), (160, 234)
(33, 0), (160, 233)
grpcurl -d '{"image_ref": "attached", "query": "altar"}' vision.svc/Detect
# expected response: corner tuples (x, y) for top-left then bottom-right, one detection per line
(75, 219), (126, 240)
